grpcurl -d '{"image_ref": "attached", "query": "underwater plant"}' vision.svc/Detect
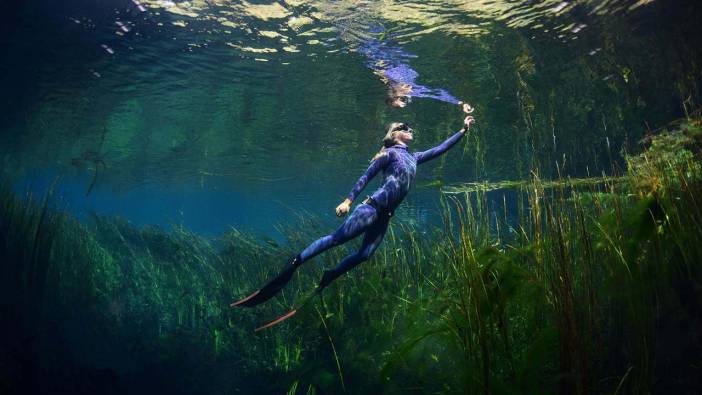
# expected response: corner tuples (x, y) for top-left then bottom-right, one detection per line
(1, 115), (701, 394)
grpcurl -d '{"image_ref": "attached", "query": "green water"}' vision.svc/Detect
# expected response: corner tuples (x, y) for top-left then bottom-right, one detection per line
(0, 0), (701, 394)
(2, 0), (700, 231)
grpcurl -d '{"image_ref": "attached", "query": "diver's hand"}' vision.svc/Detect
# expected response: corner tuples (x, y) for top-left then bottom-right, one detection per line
(336, 199), (352, 217)
(458, 101), (474, 114)
(462, 116), (475, 132)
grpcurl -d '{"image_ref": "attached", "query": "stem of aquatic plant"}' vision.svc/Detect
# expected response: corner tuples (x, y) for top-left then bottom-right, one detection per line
(315, 304), (347, 394)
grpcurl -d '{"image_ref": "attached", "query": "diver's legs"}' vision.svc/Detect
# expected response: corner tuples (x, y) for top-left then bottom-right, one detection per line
(318, 215), (390, 290)
(232, 204), (379, 308)
(299, 204), (378, 263)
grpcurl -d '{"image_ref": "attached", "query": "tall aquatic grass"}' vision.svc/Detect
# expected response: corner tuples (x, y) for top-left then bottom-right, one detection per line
(1, 118), (701, 394)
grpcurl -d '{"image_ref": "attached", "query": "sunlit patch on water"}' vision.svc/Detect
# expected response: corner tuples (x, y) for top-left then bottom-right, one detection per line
(112, 0), (664, 63)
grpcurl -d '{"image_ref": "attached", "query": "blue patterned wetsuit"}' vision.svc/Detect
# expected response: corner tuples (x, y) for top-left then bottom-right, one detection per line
(382, 64), (461, 105)
(298, 128), (466, 285)
(356, 29), (461, 105)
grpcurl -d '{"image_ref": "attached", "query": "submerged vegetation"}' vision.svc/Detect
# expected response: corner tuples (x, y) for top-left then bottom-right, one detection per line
(1, 117), (701, 394)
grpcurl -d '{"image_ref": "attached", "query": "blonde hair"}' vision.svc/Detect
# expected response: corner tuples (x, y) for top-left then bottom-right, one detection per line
(371, 122), (404, 161)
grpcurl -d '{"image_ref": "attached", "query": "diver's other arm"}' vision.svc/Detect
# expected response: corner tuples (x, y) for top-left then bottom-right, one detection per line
(339, 153), (391, 217)
(414, 115), (475, 164)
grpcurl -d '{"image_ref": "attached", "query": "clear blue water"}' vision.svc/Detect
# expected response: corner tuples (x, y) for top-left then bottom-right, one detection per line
(1, 0), (700, 236)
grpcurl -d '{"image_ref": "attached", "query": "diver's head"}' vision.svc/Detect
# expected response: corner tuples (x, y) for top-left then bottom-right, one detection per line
(386, 83), (412, 108)
(371, 122), (413, 161)
(383, 122), (413, 146)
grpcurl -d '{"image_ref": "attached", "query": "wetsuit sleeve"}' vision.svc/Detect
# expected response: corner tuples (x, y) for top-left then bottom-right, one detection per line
(347, 153), (391, 201)
(412, 88), (461, 105)
(408, 84), (461, 104)
(413, 129), (465, 165)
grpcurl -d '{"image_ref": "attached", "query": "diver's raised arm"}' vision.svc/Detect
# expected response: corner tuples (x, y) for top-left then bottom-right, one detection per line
(414, 115), (475, 165)
(336, 153), (391, 217)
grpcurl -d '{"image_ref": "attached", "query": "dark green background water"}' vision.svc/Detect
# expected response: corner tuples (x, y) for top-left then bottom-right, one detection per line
(2, 0), (700, 237)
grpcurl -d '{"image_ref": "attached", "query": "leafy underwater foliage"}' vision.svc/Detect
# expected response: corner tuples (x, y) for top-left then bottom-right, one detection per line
(1, 119), (701, 394)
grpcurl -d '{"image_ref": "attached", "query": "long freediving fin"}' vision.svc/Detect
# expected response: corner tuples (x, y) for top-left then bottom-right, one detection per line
(229, 289), (261, 307)
(230, 255), (301, 308)
(255, 309), (298, 332)
(253, 288), (319, 332)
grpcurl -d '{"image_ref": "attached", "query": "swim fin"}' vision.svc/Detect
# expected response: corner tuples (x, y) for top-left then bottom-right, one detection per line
(253, 288), (319, 332)
(255, 309), (298, 332)
(252, 267), (342, 331)
(230, 255), (301, 308)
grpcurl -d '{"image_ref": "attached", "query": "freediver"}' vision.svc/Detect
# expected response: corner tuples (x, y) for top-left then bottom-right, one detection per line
(354, 24), (463, 109)
(232, 103), (475, 308)
(379, 65), (464, 109)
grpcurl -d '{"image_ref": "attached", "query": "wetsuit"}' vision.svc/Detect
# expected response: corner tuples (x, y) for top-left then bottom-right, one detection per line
(298, 128), (467, 287)
(382, 64), (461, 105)
(356, 29), (461, 105)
